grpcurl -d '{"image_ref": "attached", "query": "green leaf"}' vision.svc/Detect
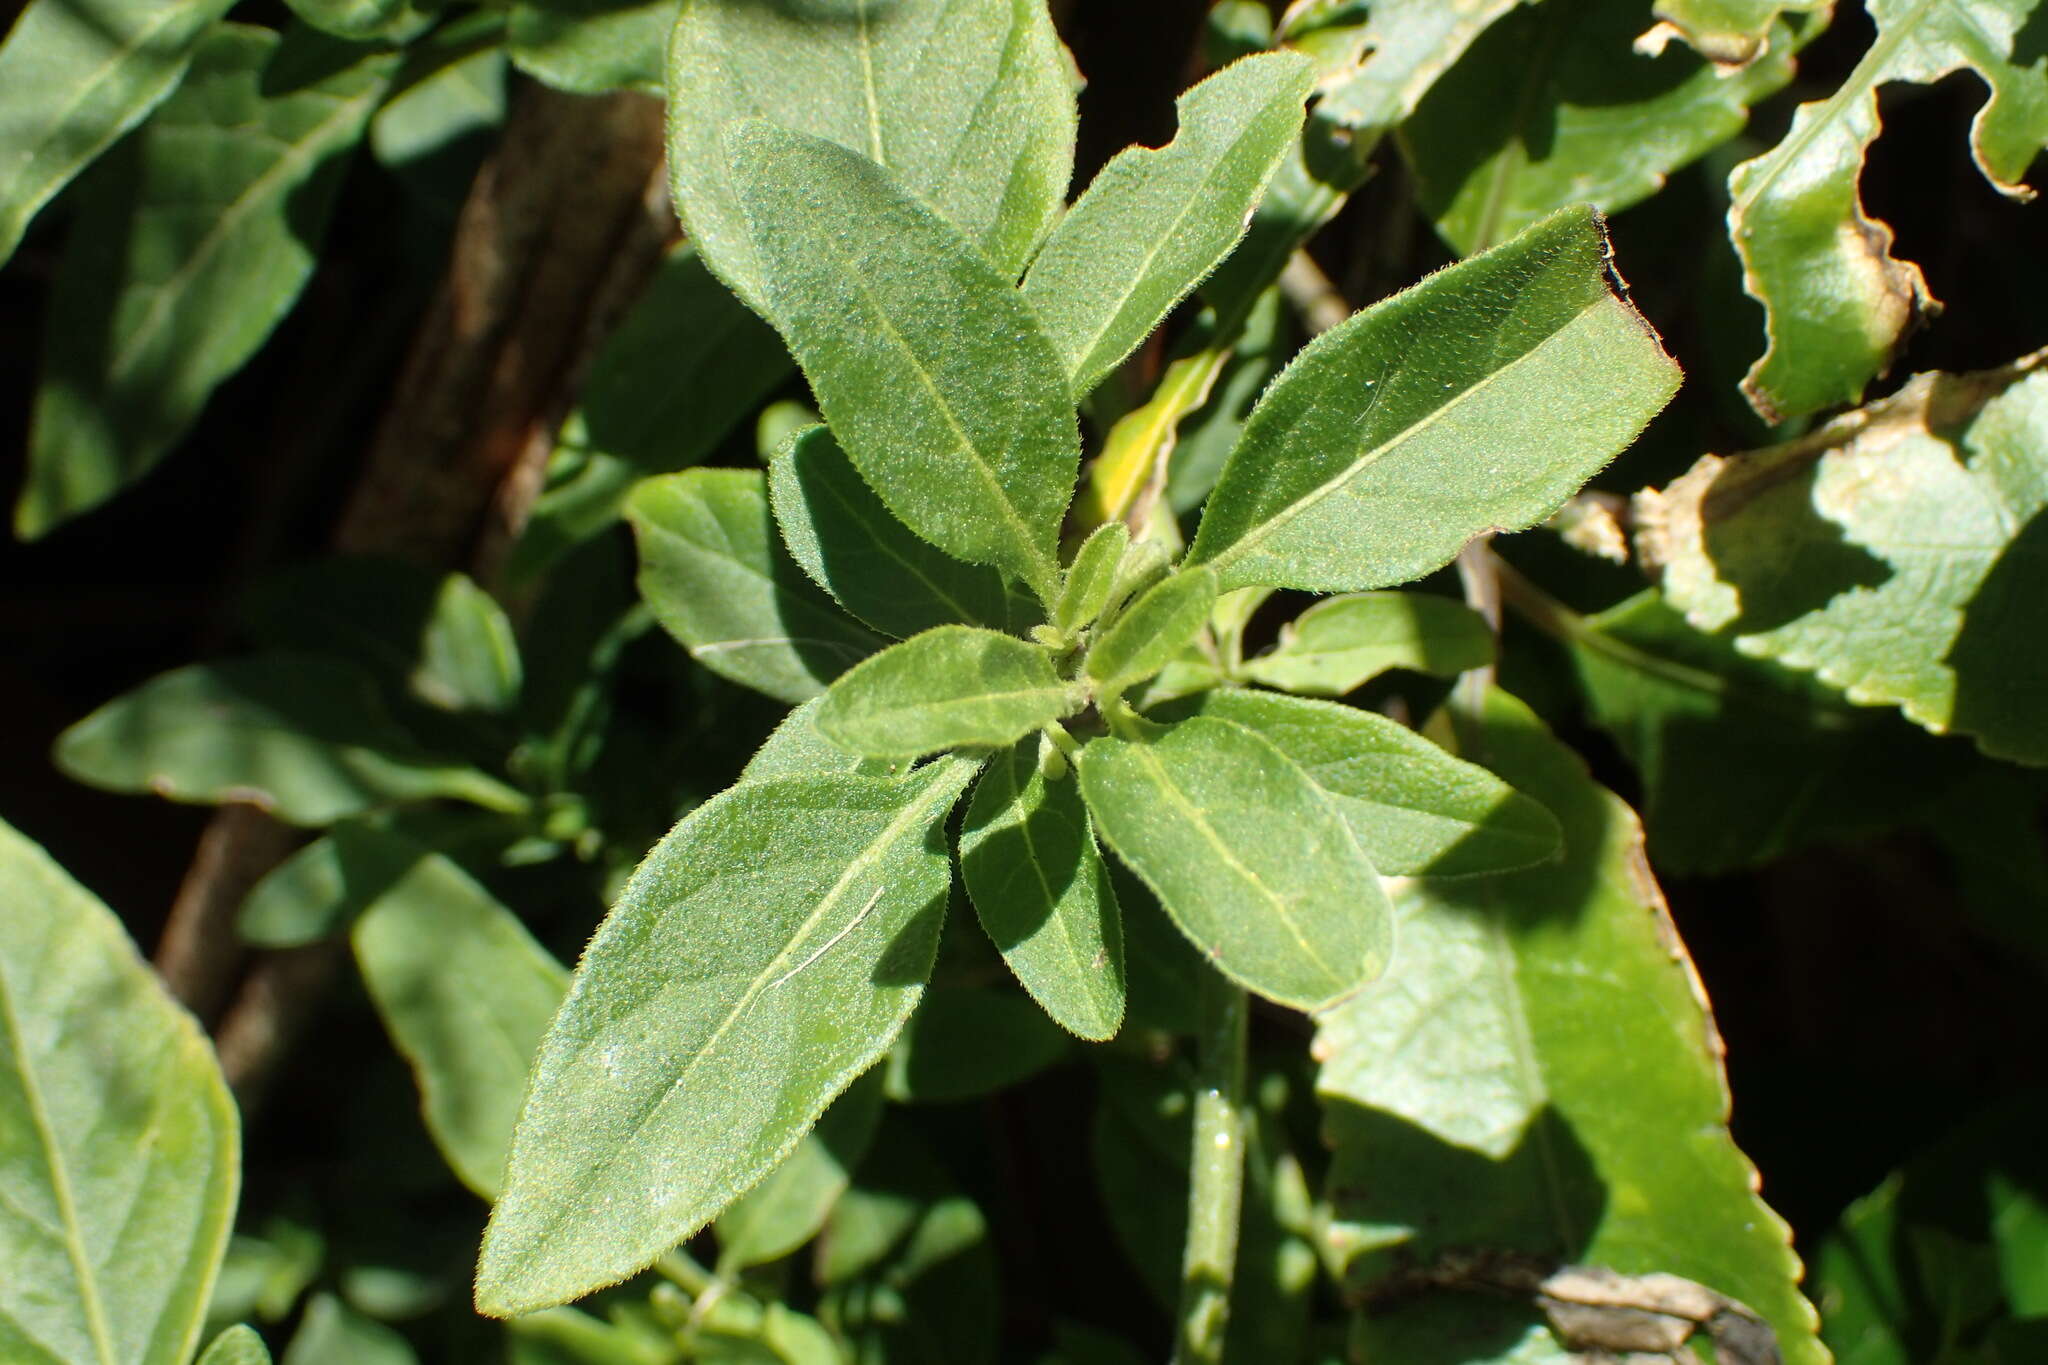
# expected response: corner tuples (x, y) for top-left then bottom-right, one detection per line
(1085, 567), (1219, 701)
(741, 697), (905, 782)
(959, 738), (1125, 1040)
(1560, 590), (1970, 874)
(884, 984), (1070, 1102)
(352, 856), (569, 1199)
(284, 0), (436, 42)
(243, 557), (523, 715)
(1307, 0), (1524, 132)
(628, 468), (883, 705)
(1078, 716), (1389, 1011)
(1187, 206), (1680, 593)
(0, 0), (234, 270)
(816, 625), (1080, 760)
(728, 123), (1080, 601)
(368, 40), (508, 213)
(714, 1071), (884, 1272)
(1318, 690), (1825, 1364)
(509, 0), (671, 94)
(280, 1294), (415, 1365)
(1241, 591), (1494, 697)
(0, 816), (239, 1365)
(476, 758), (977, 1316)
(1400, 0), (1802, 256)
(1638, 358), (2048, 765)
(199, 1325), (273, 1365)
(667, 0), (1074, 311)
(1053, 523), (1130, 635)
(770, 425), (1017, 639)
(55, 656), (526, 826)
(1021, 52), (1313, 396)
(20, 25), (394, 536)
(1160, 689), (1563, 878)
(1648, 0), (1828, 67)
(511, 244), (792, 585)
(1725, 0), (2048, 421)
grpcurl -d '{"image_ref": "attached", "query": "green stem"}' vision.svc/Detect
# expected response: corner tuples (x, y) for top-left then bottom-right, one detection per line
(1172, 971), (1250, 1365)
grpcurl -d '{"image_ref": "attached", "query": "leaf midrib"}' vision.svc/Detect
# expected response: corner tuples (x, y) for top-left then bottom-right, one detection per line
(1204, 288), (1611, 576)
(0, 949), (118, 1364)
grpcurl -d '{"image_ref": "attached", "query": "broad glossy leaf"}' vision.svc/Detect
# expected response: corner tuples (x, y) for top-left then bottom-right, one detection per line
(1309, 0), (1523, 132)
(729, 124), (1079, 600)
(770, 425), (1015, 639)
(0, 817), (239, 1365)
(0, 0), (233, 270)
(1162, 689), (1562, 878)
(199, 1325), (273, 1365)
(1242, 591), (1494, 697)
(21, 25), (393, 536)
(509, 0), (671, 94)
(1021, 52), (1313, 396)
(55, 656), (525, 825)
(1401, 0), (1801, 255)
(668, 0), (1074, 310)
(884, 984), (1070, 1101)
(1563, 591), (1970, 874)
(243, 557), (522, 715)
(816, 626), (1079, 759)
(1053, 522), (1130, 635)
(1079, 716), (1389, 1011)
(285, 0), (435, 42)
(628, 468), (882, 705)
(1085, 567), (1218, 700)
(281, 1295), (414, 1365)
(1649, 0), (1827, 66)
(1188, 207), (1680, 593)
(959, 738), (1125, 1040)
(1319, 690), (1825, 1364)
(714, 1071), (884, 1272)
(1638, 359), (2048, 765)
(1726, 0), (2048, 420)
(353, 857), (569, 1199)
(512, 244), (792, 584)
(476, 759), (976, 1315)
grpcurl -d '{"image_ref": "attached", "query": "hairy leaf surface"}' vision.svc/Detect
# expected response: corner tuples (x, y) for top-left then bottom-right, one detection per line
(730, 124), (1079, 599)
(1726, 0), (2048, 420)
(0, 817), (239, 1365)
(1162, 689), (1561, 878)
(817, 626), (1078, 759)
(1242, 591), (1494, 697)
(960, 739), (1125, 1040)
(1022, 52), (1313, 396)
(0, 0), (234, 270)
(21, 25), (393, 536)
(668, 0), (1073, 311)
(1638, 357), (2048, 764)
(1188, 206), (1680, 593)
(1053, 522), (1130, 634)
(353, 858), (568, 1199)
(1079, 717), (1389, 1012)
(477, 759), (975, 1315)
(1085, 567), (1218, 701)
(629, 468), (883, 704)
(1320, 692), (1825, 1364)
(771, 425), (1015, 639)
(54, 656), (525, 825)
(714, 1072), (884, 1272)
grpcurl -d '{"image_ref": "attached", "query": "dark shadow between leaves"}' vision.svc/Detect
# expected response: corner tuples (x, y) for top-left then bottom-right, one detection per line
(744, 486), (887, 690)
(1946, 504), (2048, 762)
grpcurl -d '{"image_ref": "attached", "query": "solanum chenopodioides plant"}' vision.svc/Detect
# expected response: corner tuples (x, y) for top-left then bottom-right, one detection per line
(473, 21), (1682, 1319)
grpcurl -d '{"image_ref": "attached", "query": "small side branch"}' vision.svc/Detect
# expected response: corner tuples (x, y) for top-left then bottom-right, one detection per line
(1172, 969), (1249, 1365)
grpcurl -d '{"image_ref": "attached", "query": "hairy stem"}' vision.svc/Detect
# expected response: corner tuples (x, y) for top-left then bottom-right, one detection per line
(1172, 969), (1249, 1365)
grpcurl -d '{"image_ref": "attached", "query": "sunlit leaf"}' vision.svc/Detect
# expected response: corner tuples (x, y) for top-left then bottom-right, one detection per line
(817, 626), (1078, 759)
(1647, 0), (1827, 68)
(1242, 591), (1494, 697)
(0, 816), (239, 1365)
(714, 1072), (884, 1272)
(1084, 567), (1218, 701)
(477, 758), (976, 1315)
(285, 0), (435, 42)
(509, 0), (672, 94)
(1188, 206), (1679, 593)
(198, 1324), (273, 1365)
